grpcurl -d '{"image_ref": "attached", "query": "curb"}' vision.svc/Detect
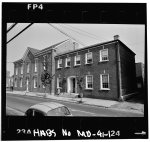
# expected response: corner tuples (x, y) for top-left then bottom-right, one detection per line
(6, 92), (144, 115)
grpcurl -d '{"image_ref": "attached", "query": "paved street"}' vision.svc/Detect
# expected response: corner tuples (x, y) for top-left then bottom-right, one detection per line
(6, 93), (143, 117)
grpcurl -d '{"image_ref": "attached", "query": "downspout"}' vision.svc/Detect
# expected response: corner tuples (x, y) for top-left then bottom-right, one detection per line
(116, 41), (123, 101)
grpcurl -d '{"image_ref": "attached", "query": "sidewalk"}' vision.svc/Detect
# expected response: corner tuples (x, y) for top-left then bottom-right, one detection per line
(6, 91), (144, 114)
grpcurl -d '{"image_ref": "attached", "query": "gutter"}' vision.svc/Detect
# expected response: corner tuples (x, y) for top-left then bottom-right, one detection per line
(116, 41), (123, 101)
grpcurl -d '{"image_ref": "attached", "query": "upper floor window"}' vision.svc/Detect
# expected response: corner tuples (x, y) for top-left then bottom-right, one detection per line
(57, 59), (62, 68)
(34, 77), (38, 88)
(21, 64), (23, 74)
(14, 78), (17, 87)
(74, 55), (81, 66)
(65, 57), (71, 67)
(15, 67), (18, 75)
(27, 62), (30, 73)
(100, 49), (109, 62)
(100, 74), (110, 90)
(85, 52), (93, 64)
(35, 58), (38, 72)
(43, 55), (46, 70)
(85, 75), (93, 89)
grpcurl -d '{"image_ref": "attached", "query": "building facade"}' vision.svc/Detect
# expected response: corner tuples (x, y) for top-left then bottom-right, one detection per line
(55, 36), (137, 101)
(13, 39), (78, 95)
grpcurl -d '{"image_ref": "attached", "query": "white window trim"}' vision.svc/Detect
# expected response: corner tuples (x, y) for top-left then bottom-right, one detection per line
(34, 78), (37, 88)
(85, 52), (93, 64)
(100, 74), (110, 90)
(99, 49), (109, 62)
(57, 59), (62, 69)
(34, 58), (38, 72)
(85, 75), (93, 90)
(74, 55), (81, 66)
(65, 57), (71, 67)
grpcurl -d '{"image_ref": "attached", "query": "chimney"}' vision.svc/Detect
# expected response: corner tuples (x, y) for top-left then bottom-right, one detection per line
(114, 35), (119, 40)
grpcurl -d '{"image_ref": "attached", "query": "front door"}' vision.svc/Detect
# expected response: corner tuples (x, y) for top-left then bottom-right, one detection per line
(72, 78), (75, 93)
(67, 77), (77, 93)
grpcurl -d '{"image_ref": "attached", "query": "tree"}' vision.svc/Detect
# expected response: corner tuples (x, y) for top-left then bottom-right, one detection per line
(76, 76), (84, 103)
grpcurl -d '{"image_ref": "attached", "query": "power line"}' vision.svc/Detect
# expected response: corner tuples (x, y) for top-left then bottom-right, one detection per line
(48, 23), (86, 46)
(7, 23), (33, 44)
(65, 24), (100, 40)
(58, 24), (100, 42)
(7, 23), (17, 33)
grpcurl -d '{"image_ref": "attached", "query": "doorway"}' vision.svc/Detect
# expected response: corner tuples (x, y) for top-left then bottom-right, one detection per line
(67, 76), (77, 93)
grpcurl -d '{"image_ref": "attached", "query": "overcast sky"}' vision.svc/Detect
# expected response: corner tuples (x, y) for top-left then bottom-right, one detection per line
(7, 23), (145, 76)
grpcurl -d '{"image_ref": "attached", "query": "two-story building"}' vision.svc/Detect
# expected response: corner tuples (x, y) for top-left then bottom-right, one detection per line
(55, 35), (137, 101)
(13, 39), (78, 95)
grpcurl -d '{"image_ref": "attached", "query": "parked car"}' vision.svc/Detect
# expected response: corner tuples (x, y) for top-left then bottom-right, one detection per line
(24, 102), (72, 116)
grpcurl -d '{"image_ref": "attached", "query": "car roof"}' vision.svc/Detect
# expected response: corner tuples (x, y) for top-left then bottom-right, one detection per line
(29, 102), (65, 113)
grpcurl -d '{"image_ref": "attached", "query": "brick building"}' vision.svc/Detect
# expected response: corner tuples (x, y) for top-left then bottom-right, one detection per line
(13, 39), (78, 95)
(55, 35), (137, 101)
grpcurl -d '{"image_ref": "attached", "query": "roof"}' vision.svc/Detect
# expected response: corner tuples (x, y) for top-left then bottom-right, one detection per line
(29, 102), (65, 113)
(34, 39), (69, 56)
(55, 39), (135, 58)
(28, 47), (40, 55)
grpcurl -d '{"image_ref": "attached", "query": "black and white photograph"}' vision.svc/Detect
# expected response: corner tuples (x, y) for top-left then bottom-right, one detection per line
(2, 2), (148, 140)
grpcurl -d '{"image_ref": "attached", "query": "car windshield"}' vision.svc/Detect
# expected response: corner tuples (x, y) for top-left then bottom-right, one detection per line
(47, 106), (71, 116)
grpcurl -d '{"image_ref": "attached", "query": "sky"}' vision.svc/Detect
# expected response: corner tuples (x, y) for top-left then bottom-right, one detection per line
(7, 23), (145, 76)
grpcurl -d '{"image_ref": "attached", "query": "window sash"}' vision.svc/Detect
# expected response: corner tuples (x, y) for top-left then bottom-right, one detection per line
(27, 63), (30, 73)
(21, 65), (23, 74)
(100, 49), (108, 61)
(35, 59), (38, 72)
(75, 55), (81, 65)
(86, 52), (93, 64)
(34, 78), (37, 88)
(20, 79), (23, 87)
(58, 59), (62, 68)
(100, 74), (109, 89)
(86, 75), (93, 89)
(66, 57), (71, 67)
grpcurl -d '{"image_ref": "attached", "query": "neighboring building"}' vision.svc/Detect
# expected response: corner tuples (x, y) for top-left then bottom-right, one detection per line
(13, 39), (79, 95)
(55, 35), (137, 101)
(136, 62), (144, 93)
(6, 71), (11, 88)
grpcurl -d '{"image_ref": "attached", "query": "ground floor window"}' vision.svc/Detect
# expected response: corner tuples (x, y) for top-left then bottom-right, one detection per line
(34, 77), (38, 88)
(57, 77), (62, 88)
(85, 75), (93, 89)
(100, 74), (110, 90)
(20, 78), (23, 87)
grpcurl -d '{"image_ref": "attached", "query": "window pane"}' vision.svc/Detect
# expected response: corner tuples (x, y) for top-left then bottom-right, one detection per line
(87, 52), (92, 59)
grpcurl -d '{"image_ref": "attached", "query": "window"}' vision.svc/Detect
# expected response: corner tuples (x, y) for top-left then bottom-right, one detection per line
(20, 78), (23, 87)
(14, 79), (17, 87)
(43, 55), (46, 70)
(74, 55), (81, 66)
(86, 75), (93, 89)
(21, 64), (23, 74)
(27, 62), (30, 73)
(34, 77), (37, 88)
(100, 49), (108, 62)
(57, 77), (62, 88)
(85, 52), (93, 64)
(57, 59), (62, 68)
(16, 67), (18, 75)
(34, 58), (38, 72)
(65, 57), (71, 67)
(100, 74), (110, 90)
